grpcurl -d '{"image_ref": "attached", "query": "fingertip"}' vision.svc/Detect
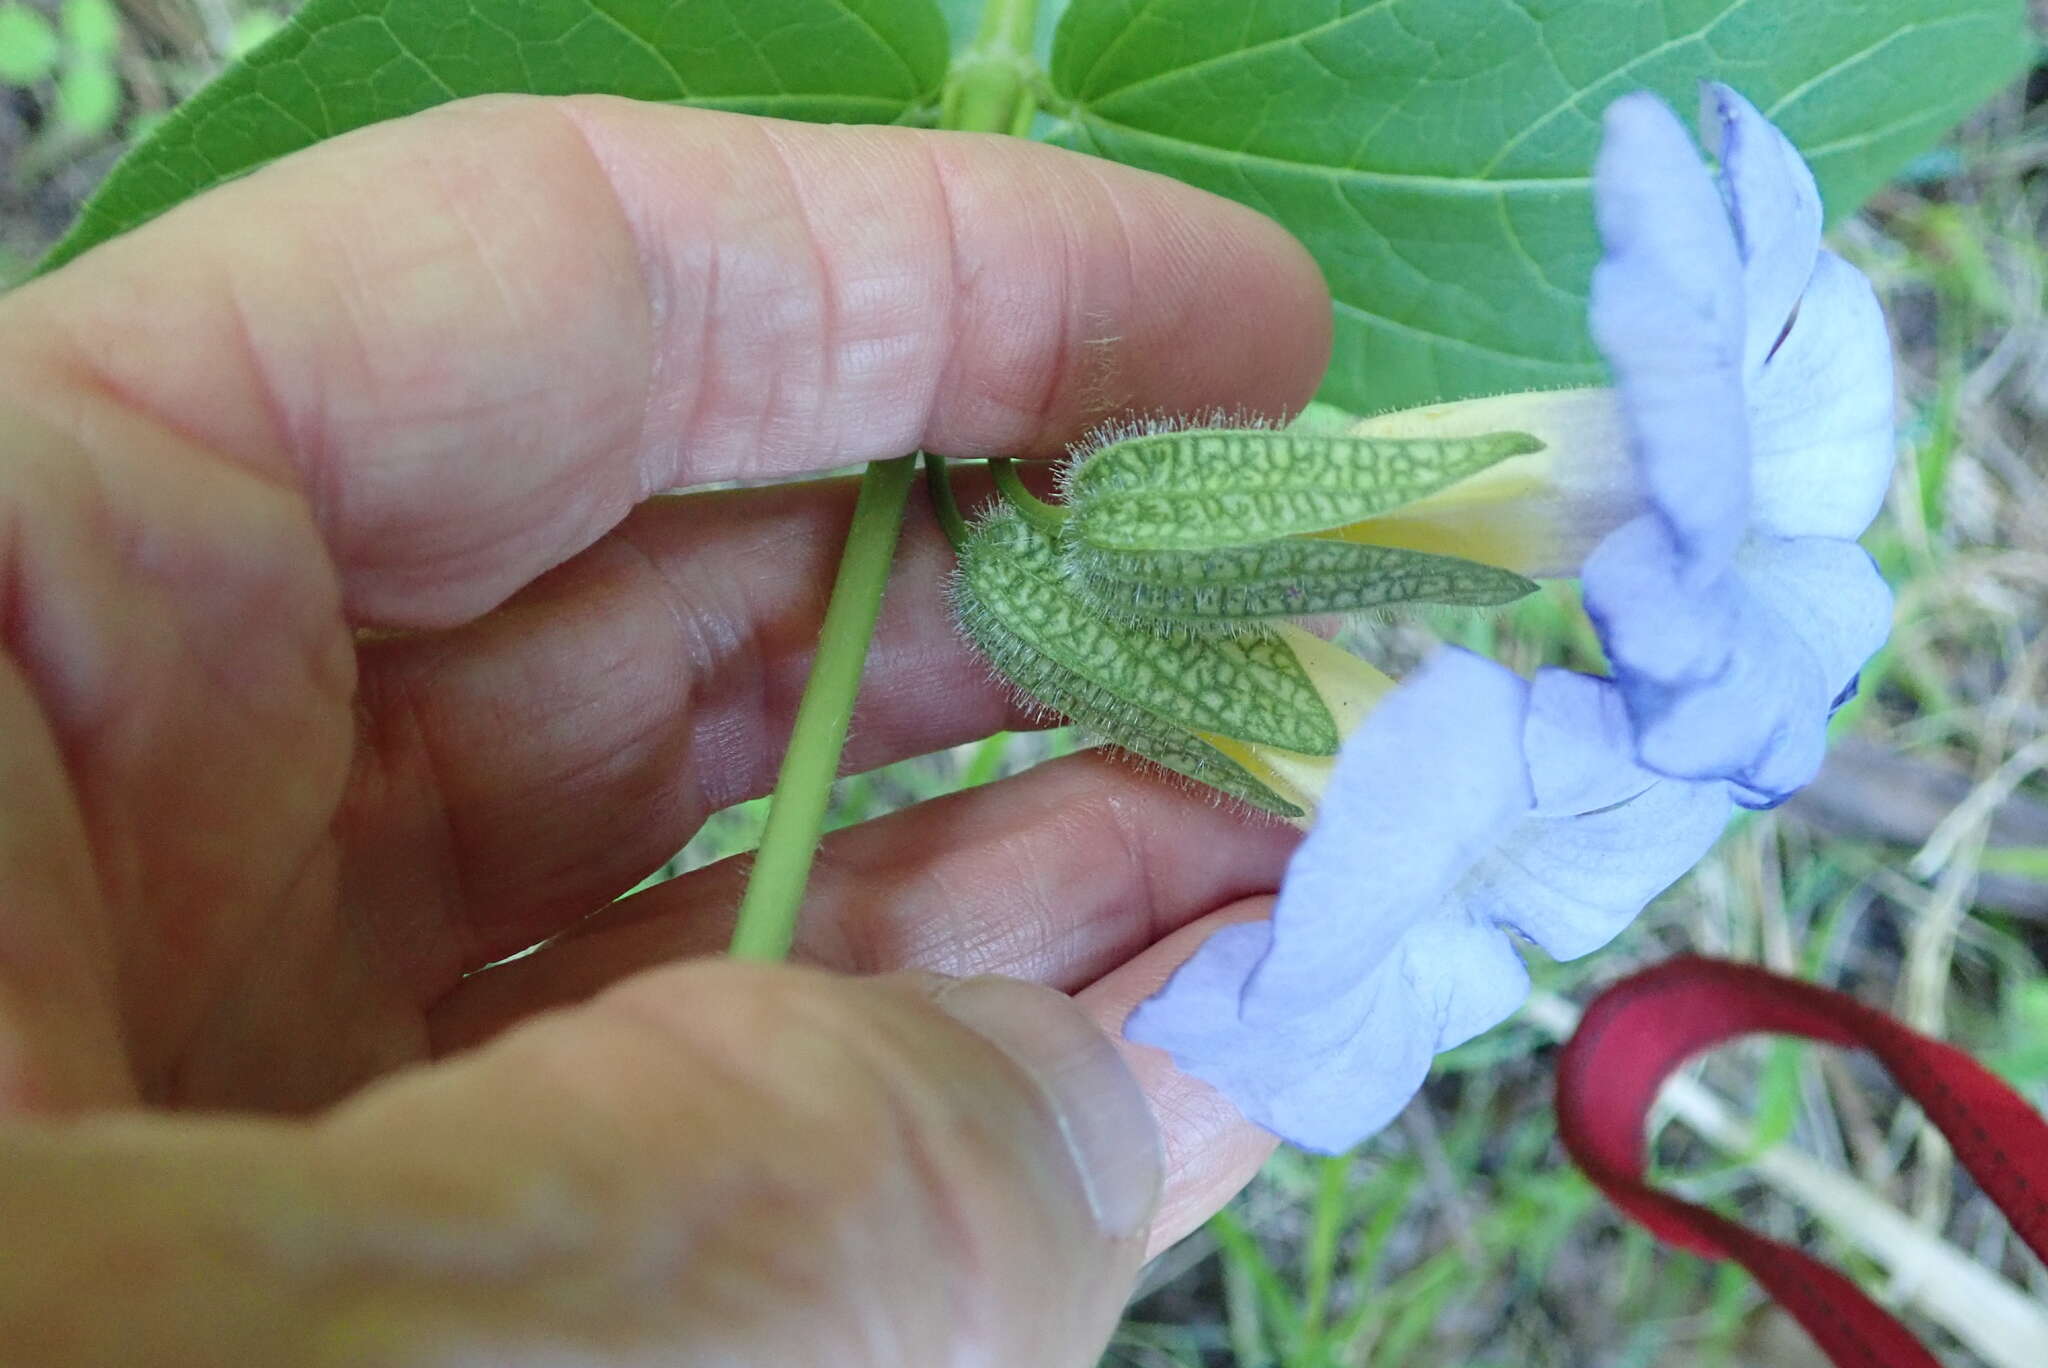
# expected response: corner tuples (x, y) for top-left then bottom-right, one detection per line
(1077, 897), (1281, 1258)
(925, 975), (1162, 1241)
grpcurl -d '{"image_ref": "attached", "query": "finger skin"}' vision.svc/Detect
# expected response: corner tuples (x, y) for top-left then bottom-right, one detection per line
(0, 393), (363, 1111)
(0, 657), (132, 1112)
(1077, 899), (1282, 1260)
(5, 95), (1332, 628)
(429, 751), (1300, 1046)
(342, 470), (1045, 971)
(426, 766), (1291, 1262)
(0, 963), (1150, 1366)
(0, 98), (1329, 1109)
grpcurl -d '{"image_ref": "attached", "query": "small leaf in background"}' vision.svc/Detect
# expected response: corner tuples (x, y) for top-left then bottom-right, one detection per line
(1988, 979), (2048, 1089)
(47, 0), (125, 141)
(1063, 426), (1537, 551)
(229, 11), (287, 60)
(0, 2), (60, 84)
(41, 0), (951, 271)
(60, 0), (117, 56)
(52, 50), (118, 137)
(1048, 0), (2033, 413)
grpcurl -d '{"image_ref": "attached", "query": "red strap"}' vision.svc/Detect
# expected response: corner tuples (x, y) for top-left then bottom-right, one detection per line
(1556, 955), (2048, 1368)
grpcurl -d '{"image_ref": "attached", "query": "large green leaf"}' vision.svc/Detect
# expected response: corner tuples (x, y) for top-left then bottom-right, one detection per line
(1049, 0), (2031, 412)
(43, 0), (950, 270)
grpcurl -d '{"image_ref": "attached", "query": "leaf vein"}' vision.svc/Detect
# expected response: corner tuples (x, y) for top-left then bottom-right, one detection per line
(826, 0), (927, 96)
(1332, 296), (1591, 370)
(1763, 14), (1996, 121)
(1077, 110), (1591, 192)
(1083, 0), (1399, 106)
(583, 0), (692, 96)
(1473, 0), (1765, 177)
(374, 20), (461, 101)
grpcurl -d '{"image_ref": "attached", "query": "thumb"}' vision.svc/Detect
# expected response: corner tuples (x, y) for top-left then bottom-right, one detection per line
(2, 960), (1162, 1366)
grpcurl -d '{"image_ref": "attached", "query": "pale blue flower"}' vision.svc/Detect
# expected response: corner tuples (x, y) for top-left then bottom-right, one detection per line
(1582, 85), (1895, 806)
(1324, 86), (1894, 803)
(1124, 85), (1896, 1153)
(1126, 650), (1728, 1153)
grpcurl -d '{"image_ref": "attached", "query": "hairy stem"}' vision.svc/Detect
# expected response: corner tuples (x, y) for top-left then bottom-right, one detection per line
(990, 457), (1068, 536)
(728, 0), (1042, 960)
(925, 450), (971, 552)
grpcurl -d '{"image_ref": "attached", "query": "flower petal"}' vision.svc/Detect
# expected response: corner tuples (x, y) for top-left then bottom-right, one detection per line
(1125, 906), (1530, 1154)
(1207, 960), (1436, 1156)
(1590, 92), (1751, 576)
(1125, 658), (1736, 1153)
(1523, 666), (1660, 817)
(1702, 82), (1823, 374)
(1585, 519), (1890, 804)
(1462, 773), (1731, 960)
(1123, 918), (1426, 1153)
(1748, 252), (1896, 541)
(1734, 533), (1894, 702)
(1123, 919), (1277, 1063)
(1260, 899), (1532, 1152)
(1240, 648), (1533, 1027)
(1467, 669), (1731, 959)
(1126, 649), (1536, 1152)
(1393, 903), (1532, 1052)
(1582, 514), (1738, 688)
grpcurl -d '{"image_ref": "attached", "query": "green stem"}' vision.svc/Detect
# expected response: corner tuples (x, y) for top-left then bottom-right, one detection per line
(990, 457), (1068, 537)
(925, 450), (971, 552)
(729, 1), (1043, 960)
(729, 455), (919, 960)
(941, 0), (1042, 136)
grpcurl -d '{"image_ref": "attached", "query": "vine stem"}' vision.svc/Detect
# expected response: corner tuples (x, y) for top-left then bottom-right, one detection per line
(942, 0), (1042, 136)
(925, 450), (971, 552)
(728, 454), (918, 960)
(990, 457), (1068, 535)
(728, 0), (1041, 961)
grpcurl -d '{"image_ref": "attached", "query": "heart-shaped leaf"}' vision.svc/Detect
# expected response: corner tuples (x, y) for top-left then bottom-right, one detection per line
(43, 0), (949, 270)
(1049, 0), (2031, 412)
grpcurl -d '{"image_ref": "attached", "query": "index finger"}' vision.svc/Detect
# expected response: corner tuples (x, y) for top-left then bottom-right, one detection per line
(3, 95), (1332, 627)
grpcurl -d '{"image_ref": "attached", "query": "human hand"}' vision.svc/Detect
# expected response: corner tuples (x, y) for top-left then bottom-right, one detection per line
(0, 95), (1330, 1363)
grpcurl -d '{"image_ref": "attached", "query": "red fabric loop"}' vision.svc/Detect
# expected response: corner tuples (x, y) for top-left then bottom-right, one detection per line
(1556, 954), (2048, 1368)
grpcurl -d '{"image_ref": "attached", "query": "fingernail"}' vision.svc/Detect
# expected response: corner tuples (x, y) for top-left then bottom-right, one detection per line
(930, 976), (1162, 1240)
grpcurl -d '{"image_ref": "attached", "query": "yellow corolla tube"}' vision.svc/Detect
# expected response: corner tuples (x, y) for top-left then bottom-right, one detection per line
(1315, 388), (1642, 579)
(1198, 625), (1397, 822)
